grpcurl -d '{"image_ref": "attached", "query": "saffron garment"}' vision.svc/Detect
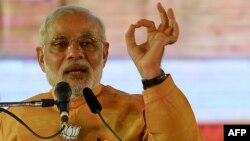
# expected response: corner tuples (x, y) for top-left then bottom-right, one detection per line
(0, 75), (203, 141)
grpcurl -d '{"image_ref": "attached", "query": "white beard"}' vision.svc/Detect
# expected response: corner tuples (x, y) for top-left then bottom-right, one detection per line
(43, 59), (103, 97)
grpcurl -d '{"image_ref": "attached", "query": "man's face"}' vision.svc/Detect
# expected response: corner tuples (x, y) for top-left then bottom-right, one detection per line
(37, 12), (109, 96)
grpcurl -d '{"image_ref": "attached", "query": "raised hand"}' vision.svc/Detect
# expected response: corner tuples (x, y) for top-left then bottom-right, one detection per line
(125, 2), (179, 79)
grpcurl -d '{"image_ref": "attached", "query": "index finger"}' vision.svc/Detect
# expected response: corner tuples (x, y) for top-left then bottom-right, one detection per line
(125, 24), (137, 49)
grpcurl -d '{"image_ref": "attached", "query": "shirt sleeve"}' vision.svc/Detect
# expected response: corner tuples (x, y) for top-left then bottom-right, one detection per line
(142, 75), (204, 141)
(0, 112), (3, 141)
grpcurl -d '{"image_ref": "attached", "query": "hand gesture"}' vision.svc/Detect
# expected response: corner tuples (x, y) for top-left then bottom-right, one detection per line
(125, 2), (179, 79)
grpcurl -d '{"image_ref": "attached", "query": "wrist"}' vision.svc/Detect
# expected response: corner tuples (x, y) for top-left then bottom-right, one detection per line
(140, 67), (162, 80)
(142, 69), (168, 90)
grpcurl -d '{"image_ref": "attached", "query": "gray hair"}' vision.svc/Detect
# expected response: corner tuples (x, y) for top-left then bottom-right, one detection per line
(39, 5), (106, 47)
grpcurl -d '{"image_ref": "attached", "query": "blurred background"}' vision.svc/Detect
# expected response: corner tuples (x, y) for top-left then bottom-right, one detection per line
(1, 0), (250, 140)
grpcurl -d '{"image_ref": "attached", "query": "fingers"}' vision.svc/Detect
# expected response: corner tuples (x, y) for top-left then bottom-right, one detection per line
(135, 19), (156, 33)
(157, 3), (168, 31)
(157, 3), (178, 32)
(126, 3), (179, 48)
(167, 8), (176, 22)
(167, 8), (179, 44)
(165, 20), (179, 42)
(169, 22), (179, 44)
(156, 3), (179, 44)
(167, 8), (177, 33)
(163, 22), (179, 45)
(125, 24), (137, 49)
(172, 22), (179, 40)
(125, 20), (156, 50)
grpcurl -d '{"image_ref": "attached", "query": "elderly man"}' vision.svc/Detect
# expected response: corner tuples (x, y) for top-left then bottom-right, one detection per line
(0, 2), (203, 141)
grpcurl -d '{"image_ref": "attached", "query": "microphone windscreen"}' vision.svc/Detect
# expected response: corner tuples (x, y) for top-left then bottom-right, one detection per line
(55, 82), (72, 101)
(55, 81), (72, 112)
(83, 87), (102, 114)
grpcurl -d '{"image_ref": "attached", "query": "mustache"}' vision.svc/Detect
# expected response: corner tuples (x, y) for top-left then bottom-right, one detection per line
(62, 61), (91, 74)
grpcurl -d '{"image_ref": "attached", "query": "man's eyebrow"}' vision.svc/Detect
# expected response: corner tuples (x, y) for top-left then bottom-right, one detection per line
(51, 34), (67, 40)
(78, 32), (95, 38)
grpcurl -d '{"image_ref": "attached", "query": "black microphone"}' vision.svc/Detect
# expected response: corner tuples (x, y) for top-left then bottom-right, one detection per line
(55, 81), (72, 124)
(83, 87), (102, 113)
(83, 88), (122, 141)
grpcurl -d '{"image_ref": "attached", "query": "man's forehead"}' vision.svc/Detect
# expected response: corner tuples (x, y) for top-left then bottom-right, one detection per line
(44, 12), (103, 41)
(47, 18), (100, 37)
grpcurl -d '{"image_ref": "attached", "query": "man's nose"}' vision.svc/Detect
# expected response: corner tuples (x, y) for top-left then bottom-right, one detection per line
(66, 42), (84, 60)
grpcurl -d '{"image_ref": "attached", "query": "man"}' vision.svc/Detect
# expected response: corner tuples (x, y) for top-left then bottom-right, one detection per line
(0, 2), (203, 141)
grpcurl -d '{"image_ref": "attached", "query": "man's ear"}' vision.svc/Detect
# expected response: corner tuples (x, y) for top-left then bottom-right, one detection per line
(36, 47), (45, 72)
(102, 42), (109, 68)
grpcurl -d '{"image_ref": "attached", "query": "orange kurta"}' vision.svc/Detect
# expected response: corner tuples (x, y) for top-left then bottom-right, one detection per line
(0, 75), (203, 141)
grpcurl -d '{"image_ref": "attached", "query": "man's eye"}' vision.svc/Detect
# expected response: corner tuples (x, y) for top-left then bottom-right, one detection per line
(79, 40), (94, 47)
(52, 41), (68, 48)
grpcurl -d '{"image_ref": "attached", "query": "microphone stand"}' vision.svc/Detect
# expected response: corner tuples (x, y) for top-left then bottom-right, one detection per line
(0, 99), (65, 139)
(96, 111), (123, 141)
(0, 99), (56, 107)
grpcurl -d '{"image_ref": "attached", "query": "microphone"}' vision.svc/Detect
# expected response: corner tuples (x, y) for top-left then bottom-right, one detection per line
(55, 81), (72, 124)
(83, 88), (122, 141)
(0, 99), (56, 107)
(82, 87), (102, 113)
